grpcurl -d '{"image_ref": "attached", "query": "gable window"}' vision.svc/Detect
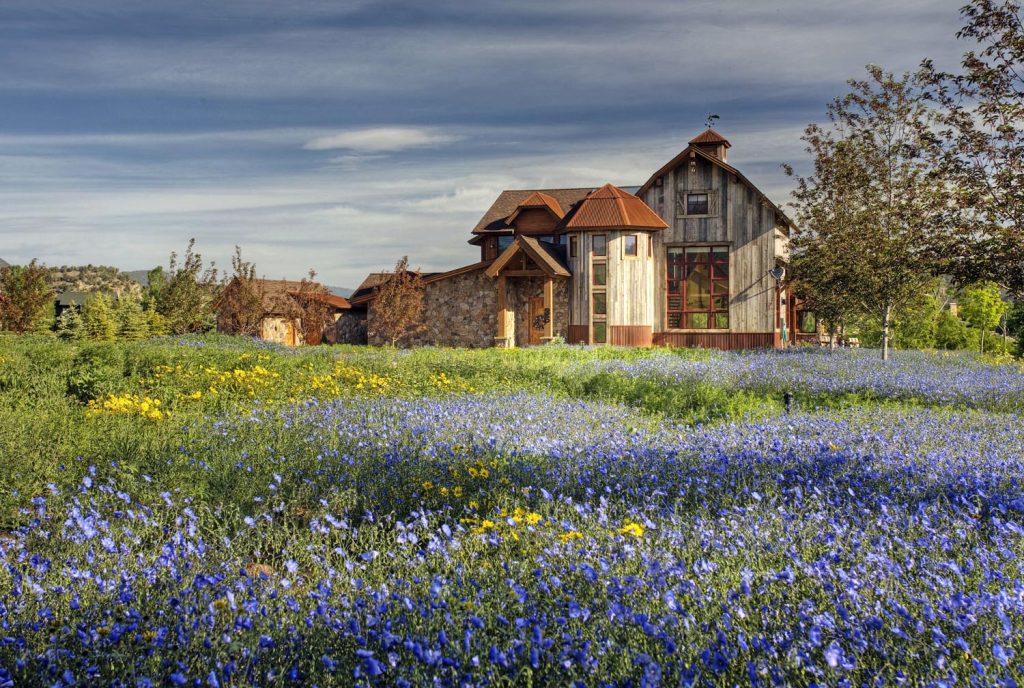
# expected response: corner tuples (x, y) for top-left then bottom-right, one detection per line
(666, 246), (729, 329)
(686, 193), (709, 215)
(623, 234), (638, 257)
(592, 234), (607, 257)
(569, 236), (578, 258)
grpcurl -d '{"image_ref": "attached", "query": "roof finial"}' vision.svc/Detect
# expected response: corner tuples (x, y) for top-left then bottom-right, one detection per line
(705, 113), (720, 129)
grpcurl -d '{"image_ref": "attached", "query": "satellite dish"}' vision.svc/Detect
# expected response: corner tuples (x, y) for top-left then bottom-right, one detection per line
(768, 266), (786, 281)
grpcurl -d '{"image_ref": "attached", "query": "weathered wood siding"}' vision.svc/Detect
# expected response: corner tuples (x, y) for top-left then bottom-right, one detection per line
(568, 232), (589, 327)
(606, 231), (656, 328)
(512, 209), (558, 235)
(643, 155), (781, 335)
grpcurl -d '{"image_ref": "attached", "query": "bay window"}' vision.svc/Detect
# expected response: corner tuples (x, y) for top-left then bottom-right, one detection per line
(667, 246), (730, 329)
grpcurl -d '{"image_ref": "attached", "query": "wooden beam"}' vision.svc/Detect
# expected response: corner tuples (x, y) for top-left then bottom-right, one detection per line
(543, 278), (554, 340)
(497, 276), (507, 339)
(500, 269), (546, 277)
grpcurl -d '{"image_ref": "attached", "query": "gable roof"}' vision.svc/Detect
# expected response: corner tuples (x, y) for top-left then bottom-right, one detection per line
(472, 188), (596, 234)
(688, 128), (732, 148)
(227, 278), (350, 314)
(485, 236), (570, 279)
(349, 262), (492, 305)
(559, 183), (668, 232)
(637, 145), (795, 228)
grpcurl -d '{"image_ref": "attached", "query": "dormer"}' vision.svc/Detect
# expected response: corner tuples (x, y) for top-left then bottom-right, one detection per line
(505, 192), (565, 236)
(688, 128), (731, 162)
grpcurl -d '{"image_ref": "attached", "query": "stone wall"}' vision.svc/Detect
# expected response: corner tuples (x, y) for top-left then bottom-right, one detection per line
(368, 267), (498, 348)
(332, 311), (367, 345)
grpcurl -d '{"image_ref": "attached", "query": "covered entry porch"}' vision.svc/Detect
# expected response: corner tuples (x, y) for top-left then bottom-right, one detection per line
(485, 236), (570, 348)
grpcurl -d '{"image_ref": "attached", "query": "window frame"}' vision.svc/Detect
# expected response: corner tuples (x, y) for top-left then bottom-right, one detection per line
(675, 190), (718, 218)
(592, 234), (607, 257)
(623, 234), (638, 258)
(569, 235), (578, 258)
(666, 244), (730, 331)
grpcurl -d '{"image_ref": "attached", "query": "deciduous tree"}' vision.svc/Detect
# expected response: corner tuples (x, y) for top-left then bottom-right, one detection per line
(367, 257), (426, 347)
(217, 247), (266, 337)
(0, 259), (54, 334)
(786, 66), (946, 360)
(922, 0), (1024, 295)
(157, 239), (219, 335)
(959, 280), (1007, 352)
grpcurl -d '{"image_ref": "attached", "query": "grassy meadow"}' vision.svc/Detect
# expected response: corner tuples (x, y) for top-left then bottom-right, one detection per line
(1, 334), (1023, 686)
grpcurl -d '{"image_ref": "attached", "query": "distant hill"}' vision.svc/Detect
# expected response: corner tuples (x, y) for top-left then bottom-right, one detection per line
(328, 286), (354, 298)
(126, 269), (155, 288)
(47, 265), (143, 298)
(0, 257), (10, 269)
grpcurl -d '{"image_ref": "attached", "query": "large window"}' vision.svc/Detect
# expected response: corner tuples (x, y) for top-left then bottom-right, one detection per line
(498, 235), (514, 252)
(667, 246), (729, 329)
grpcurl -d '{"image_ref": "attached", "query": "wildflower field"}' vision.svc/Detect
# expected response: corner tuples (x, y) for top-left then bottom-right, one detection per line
(1, 336), (1023, 687)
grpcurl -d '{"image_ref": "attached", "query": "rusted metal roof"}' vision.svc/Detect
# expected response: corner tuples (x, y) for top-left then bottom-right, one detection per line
(471, 188), (597, 234)
(688, 128), (732, 147)
(559, 183), (668, 231)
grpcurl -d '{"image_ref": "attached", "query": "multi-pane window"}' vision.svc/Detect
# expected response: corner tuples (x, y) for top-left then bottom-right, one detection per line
(667, 246), (729, 329)
(592, 234), (607, 257)
(623, 235), (638, 257)
(686, 193), (709, 215)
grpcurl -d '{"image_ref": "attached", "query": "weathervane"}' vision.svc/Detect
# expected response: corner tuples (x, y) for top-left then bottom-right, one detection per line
(705, 113), (720, 129)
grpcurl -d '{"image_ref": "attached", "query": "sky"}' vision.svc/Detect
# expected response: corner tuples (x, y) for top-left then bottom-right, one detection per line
(0, 0), (970, 288)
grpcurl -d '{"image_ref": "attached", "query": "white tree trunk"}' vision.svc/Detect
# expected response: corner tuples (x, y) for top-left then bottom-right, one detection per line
(881, 303), (891, 361)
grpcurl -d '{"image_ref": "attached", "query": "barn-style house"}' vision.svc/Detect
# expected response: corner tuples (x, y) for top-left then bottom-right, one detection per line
(352, 129), (805, 350)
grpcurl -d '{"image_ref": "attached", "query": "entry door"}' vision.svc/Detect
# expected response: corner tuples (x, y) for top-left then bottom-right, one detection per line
(528, 296), (545, 346)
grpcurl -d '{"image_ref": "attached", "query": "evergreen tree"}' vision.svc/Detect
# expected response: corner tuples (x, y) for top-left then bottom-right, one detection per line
(81, 293), (117, 341)
(116, 296), (150, 341)
(56, 307), (85, 341)
(144, 302), (168, 337)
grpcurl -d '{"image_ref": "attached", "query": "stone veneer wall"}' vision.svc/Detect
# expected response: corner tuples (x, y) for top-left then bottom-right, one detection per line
(333, 311), (367, 345)
(367, 267), (498, 348)
(508, 277), (569, 347)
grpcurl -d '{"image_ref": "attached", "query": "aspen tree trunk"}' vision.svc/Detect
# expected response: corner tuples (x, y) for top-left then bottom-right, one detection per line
(881, 303), (892, 361)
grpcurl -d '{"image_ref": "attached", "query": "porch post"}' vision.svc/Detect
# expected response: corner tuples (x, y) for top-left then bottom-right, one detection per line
(542, 277), (554, 341)
(495, 276), (512, 348)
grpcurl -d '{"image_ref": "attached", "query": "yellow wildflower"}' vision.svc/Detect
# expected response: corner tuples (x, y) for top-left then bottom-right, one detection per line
(618, 522), (645, 538)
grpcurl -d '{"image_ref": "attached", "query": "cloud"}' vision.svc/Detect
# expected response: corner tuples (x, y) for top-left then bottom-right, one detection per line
(303, 127), (461, 153)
